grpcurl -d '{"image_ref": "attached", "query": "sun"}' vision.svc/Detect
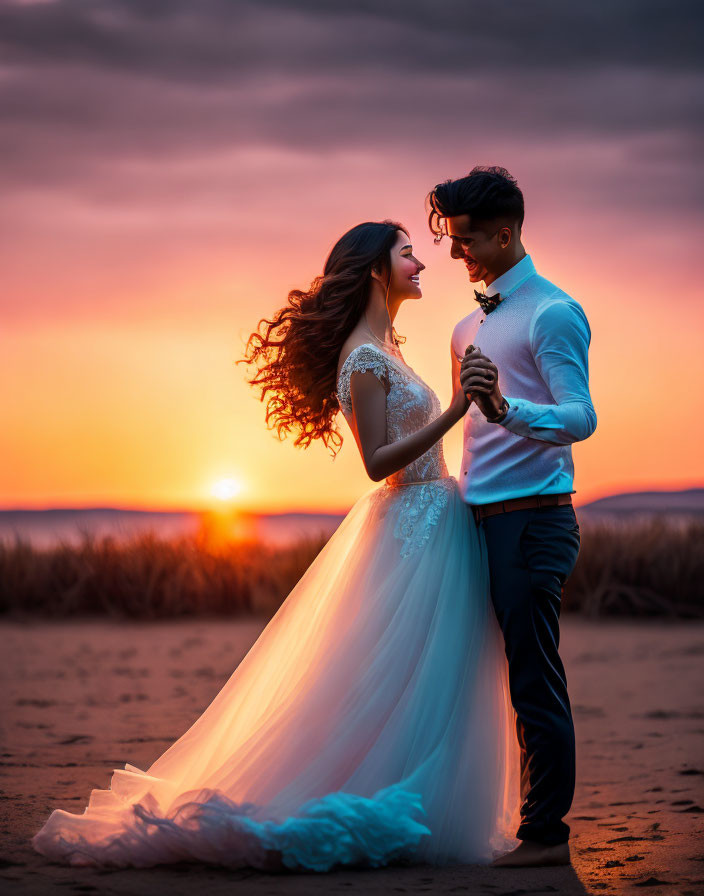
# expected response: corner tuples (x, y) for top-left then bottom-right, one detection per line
(210, 477), (242, 502)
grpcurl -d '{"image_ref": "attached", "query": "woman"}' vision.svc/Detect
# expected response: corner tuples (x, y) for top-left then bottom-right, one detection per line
(31, 221), (519, 871)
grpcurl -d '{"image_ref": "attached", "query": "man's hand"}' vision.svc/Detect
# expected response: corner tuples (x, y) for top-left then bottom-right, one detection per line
(459, 345), (506, 419)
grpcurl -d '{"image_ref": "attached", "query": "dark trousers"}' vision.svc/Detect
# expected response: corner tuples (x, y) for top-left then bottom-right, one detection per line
(478, 504), (580, 845)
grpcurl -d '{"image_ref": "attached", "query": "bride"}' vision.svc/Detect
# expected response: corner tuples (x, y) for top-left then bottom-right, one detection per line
(31, 220), (519, 871)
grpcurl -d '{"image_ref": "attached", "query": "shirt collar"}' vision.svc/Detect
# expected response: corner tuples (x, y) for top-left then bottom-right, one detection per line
(484, 253), (536, 298)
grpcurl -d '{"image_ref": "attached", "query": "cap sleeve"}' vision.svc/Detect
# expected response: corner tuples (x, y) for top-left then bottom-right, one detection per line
(336, 344), (389, 416)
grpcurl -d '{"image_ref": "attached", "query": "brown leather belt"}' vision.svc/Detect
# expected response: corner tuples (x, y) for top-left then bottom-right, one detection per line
(471, 493), (572, 523)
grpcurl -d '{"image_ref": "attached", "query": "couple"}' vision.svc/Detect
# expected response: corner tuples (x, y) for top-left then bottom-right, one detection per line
(31, 166), (596, 871)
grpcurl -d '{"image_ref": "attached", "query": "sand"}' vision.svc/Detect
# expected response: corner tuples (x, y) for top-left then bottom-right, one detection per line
(1, 617), (702, 895)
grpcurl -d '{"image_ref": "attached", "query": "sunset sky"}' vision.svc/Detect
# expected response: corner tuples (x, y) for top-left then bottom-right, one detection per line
(2, 0), (703, 512)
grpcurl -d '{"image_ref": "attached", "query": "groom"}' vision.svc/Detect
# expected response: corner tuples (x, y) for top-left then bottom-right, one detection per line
(427, 166), (596, 867)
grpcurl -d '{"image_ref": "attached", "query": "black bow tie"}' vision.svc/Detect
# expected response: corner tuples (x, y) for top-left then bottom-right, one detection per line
(474, 289), (503, 315)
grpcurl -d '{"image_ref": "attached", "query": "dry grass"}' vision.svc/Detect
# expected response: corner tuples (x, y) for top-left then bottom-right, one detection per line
(564, 517), (704, 618)
(1, 518), (702, 620)
(0, 529), (327, 620)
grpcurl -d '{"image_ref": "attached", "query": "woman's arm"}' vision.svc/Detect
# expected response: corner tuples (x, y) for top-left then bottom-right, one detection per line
(349, 350), (468, 482)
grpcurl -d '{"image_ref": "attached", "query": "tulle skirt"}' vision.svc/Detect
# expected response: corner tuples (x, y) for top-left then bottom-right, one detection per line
(31, 476), (520, 870)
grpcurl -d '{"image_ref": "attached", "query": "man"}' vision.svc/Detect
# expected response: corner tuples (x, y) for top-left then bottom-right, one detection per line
(427, 166), (597, 867)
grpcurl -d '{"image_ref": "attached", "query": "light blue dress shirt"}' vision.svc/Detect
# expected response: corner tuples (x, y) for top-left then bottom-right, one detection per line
(451, 254), (597, 505)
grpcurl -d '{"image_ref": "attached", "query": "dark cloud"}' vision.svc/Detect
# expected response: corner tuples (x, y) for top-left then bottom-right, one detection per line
(1, 0), (702, 79)
(0, 0), (701, 207)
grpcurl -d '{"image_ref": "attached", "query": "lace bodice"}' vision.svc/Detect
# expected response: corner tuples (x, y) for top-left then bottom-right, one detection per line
(336, 343), (449, 487)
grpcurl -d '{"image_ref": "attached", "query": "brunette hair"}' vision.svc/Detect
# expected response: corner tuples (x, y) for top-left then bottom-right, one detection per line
(242, 220), (407, 454)
(427, 165), (524, 242)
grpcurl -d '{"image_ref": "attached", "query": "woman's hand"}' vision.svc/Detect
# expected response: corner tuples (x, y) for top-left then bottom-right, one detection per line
(449, 382), (471, 423)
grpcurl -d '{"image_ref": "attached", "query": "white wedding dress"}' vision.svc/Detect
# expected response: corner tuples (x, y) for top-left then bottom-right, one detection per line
(31, 342), (519, 871)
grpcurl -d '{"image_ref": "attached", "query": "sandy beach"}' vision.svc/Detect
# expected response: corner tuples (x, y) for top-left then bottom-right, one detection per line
(1, 618), (702, 895)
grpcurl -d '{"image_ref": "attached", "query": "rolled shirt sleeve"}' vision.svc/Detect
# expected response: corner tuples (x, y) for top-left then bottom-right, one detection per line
(499, 299), (597, 445)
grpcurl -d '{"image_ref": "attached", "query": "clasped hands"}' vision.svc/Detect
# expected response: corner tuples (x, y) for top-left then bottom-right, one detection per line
(459, 345), (506, 420)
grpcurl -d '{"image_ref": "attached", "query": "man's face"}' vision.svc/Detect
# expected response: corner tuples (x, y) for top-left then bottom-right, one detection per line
(445, 214), (506, 285)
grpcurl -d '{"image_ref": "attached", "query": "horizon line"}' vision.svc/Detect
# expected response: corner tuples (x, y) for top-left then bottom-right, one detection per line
(1, 483), (703, 516)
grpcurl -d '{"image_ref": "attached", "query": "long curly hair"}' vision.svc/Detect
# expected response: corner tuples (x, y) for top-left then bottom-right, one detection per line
(242, 220), (407, 455)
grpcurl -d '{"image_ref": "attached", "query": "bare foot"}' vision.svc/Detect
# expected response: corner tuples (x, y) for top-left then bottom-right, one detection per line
(492, 839), (570, 867)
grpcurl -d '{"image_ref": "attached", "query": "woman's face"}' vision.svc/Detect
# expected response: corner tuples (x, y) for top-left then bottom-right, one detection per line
(385, 230), (426, 302)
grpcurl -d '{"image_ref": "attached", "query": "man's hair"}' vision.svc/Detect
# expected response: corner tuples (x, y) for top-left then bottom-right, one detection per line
(427, 166), (524, 242)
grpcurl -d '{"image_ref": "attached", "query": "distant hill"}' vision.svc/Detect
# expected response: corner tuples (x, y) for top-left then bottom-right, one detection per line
(579, 488), (704, 516)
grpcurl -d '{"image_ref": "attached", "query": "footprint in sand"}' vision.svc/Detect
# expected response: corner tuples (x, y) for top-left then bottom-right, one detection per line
(14, 698), (57, 708)
(573, 704), (606, 717)
(194, 666), (217, 678)
(181, 637), (205, 649)
(578, 846), (615, 853)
